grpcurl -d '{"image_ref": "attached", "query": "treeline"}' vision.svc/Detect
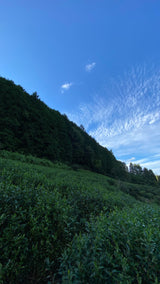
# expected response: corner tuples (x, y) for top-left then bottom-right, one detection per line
(0, 76), (159, 186)
(128, 162), (159, 186)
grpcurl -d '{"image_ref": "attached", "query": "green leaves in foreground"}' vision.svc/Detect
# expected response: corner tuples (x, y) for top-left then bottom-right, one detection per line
(0, 180), (72, 283)
(60, 204), (160, 284)
(1, 154), (160, 283)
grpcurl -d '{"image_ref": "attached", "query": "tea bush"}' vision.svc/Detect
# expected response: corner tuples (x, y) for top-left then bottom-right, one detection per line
(60, 204), (160, 284)
(0, 173), (73, 283)
(1, 152), (160, 283)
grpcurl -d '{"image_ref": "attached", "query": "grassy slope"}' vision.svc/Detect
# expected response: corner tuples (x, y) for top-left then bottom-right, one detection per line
(0, 151), (160, 283)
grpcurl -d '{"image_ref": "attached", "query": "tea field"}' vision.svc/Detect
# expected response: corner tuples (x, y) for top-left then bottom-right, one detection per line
(0, 151), (160, 283)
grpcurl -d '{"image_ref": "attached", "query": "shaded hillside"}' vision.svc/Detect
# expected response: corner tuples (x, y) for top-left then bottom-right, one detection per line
(0, 77), (125, 178)
(0, 76), (159, 185)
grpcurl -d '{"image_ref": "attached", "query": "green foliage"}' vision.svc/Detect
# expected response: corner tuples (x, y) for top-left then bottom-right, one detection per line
(0, 76), (126, 180)
(0, 73), (160, 284)
(0, 171), (72, 283)
(0, 150), (55, 167)
(1, 151), (160, 283)
(60, 204), (160, 284)
(0, 152), (133, 283)
(129, 163), (157, 186)
(0, 76), (158, 185)
(117, 180), (160, 205)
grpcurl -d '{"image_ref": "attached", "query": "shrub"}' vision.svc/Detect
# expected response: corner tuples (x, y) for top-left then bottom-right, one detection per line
(60, 204), (160, 284)
(0, 175), (72, 283)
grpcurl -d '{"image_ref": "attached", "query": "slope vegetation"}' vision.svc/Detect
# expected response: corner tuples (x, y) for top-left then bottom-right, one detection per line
(1, 76), (159, 186)
(1, 151), (160, 283)
(0, 76), (122, 179)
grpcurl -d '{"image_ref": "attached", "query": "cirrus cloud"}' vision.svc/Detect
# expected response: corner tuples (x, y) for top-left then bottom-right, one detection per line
(67, 64), (160, 174)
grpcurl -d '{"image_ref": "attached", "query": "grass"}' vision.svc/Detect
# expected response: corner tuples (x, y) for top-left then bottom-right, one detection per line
(0, 150), (160, 283)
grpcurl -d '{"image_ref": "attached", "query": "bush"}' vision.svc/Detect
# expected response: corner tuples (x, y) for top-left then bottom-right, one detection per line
(0, 150), (54, 167)
(0, 173), (72, 283)
(1, 151), (160, 283)
(60, 204), (160, 284)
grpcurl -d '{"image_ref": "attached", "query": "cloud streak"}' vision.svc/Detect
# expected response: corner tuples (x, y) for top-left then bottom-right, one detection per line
(85, 62), (96, 72)
(67, 64), (160, 174)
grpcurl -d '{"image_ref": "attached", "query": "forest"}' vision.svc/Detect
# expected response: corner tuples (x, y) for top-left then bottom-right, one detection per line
(0, 76), (159, 186)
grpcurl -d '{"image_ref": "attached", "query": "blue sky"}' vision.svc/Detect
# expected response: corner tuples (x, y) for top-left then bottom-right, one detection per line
(1, 0), (160, 174)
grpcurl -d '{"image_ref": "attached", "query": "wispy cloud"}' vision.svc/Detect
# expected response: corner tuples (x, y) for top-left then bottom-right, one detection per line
(67, 64), (160, 174)
(61, 82), (73, 93)
(85, 62), (96, 72)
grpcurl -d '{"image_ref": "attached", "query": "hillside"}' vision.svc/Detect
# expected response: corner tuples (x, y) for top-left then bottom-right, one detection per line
(0, 76), (159, 186)
(1, 151), (160, 283)
(0, 76), (126, 179)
